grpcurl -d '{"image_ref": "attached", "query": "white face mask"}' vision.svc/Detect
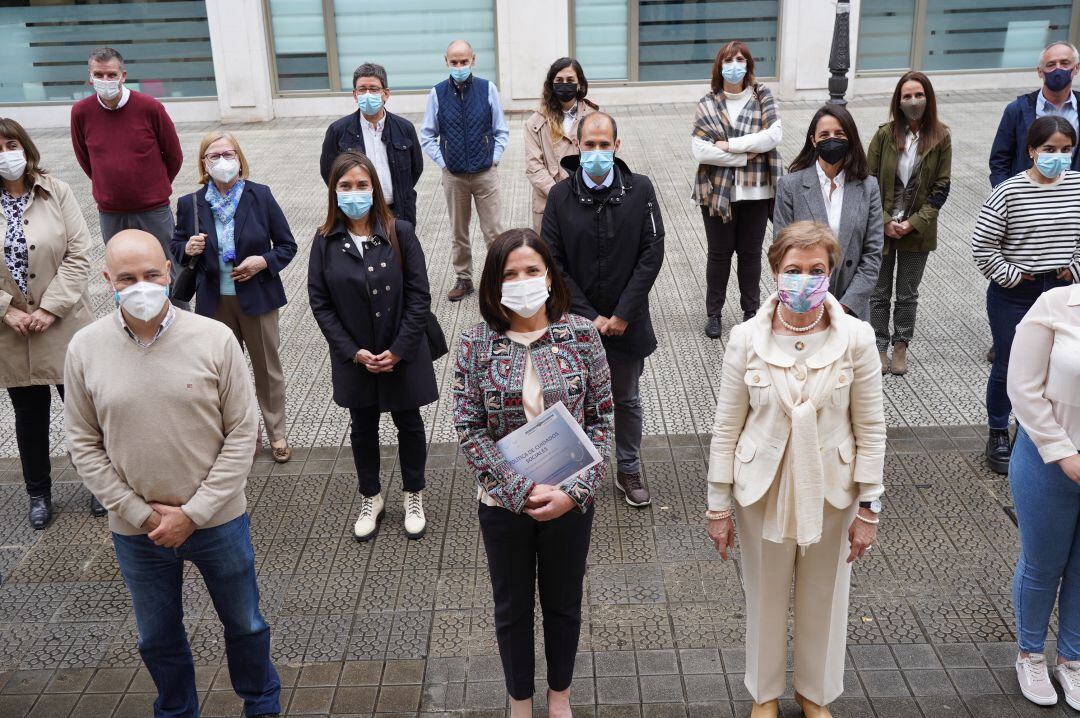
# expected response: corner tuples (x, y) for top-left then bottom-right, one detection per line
(501, 273), (550, 319)
(207, 157), (240, 184)
(93, 77), (121, 101)
(0, 150), (26, 181)
(115, 281), (169, 322)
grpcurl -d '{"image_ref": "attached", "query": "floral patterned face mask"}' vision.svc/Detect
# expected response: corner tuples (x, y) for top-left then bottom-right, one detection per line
(777, 273), (830, 314)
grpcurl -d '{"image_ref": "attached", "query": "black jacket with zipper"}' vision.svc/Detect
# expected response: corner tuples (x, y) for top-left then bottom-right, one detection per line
(540, 155), (665, 359)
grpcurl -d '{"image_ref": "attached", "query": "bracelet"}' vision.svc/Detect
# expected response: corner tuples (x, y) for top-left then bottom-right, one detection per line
(854, 512), (880, 525)
(705, 508), (733, 521)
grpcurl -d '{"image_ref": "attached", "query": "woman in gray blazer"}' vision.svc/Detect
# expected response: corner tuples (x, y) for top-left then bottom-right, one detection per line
(773, 105), (884, 320)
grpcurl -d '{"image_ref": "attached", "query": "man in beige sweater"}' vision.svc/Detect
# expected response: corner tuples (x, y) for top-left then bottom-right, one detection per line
(64, 230), (280, 718)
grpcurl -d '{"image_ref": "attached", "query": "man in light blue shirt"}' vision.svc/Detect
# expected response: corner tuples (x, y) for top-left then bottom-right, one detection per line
(419, 39), (509, 301)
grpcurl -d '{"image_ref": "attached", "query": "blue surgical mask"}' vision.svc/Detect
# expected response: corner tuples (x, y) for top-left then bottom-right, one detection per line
(337, 190), (373, 219)
(580, 150), (614, 178)
(449, 66), (472, 83)
(356, 92), (383, 115)
(721, 61), (747, 84)
(1035, 151), (1072, 179)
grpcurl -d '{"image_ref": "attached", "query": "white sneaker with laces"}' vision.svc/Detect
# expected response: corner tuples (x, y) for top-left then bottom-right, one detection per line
(404, 491), (426, 539)
(353, 493), (385, 542)
(1055, 660), (1080, 710)
(1016, 653), (1058, 706)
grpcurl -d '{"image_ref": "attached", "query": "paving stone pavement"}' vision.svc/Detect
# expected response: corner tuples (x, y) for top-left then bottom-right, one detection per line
(0, 90), (1066, 716)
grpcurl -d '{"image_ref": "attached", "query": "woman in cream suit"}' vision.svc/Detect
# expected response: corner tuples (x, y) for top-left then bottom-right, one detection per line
(705, 221), (887, 718)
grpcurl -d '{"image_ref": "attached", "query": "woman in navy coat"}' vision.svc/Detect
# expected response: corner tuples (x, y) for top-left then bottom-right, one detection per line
(171, 130), (297, 462)
(308, 151), (438, 542)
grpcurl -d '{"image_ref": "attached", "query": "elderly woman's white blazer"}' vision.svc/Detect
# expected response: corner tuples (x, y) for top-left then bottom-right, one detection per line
(707, 294), (887, 511)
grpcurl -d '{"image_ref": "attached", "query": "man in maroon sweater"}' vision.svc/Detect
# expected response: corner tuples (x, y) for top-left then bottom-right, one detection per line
(70, 47), (188, 308)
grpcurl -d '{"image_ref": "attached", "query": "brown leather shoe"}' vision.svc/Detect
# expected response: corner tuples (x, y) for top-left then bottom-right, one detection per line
(795, 692), (833, 717)
(447, 278), (474, 302)
(879, 350), (889, 375)
(749, 700), (779, 718)
(890, 341), (909, 375)
(616, 470), (651, 507)
(272, 442), (292, 464)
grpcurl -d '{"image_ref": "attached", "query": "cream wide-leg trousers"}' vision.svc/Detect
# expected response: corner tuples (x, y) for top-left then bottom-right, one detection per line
(735, 498), (859, 706)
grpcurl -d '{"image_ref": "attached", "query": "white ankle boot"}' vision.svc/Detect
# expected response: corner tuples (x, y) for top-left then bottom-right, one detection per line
(403, 491), (426, 539)
(353, 493), (385, 542)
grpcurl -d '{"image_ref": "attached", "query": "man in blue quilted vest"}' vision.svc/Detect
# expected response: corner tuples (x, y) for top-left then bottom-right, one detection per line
(420, 39), (509, 301)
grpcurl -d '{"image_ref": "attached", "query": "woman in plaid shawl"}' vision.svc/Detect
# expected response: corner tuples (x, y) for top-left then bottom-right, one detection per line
(691, 41), (784, 340)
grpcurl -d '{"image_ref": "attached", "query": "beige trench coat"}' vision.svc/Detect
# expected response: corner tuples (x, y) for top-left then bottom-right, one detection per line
(523, 100), (598, 216)
(0, 173), (94, 387)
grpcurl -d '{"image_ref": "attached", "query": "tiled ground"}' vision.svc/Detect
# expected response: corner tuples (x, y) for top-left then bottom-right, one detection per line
(0, 90), (1064, 717)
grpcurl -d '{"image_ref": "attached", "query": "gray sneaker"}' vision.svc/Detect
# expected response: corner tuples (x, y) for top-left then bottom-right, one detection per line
(1055, 661), (1080, 710)
(615, 470), (651, 508)
(1016, 653), (1058, 706)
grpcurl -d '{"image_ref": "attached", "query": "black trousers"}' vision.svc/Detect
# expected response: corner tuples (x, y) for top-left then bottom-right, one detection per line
(701, 200), (771, 317)
(478, 502), (594, 699)
(7, 384), (64, 498)
(348, 406), (427, 497)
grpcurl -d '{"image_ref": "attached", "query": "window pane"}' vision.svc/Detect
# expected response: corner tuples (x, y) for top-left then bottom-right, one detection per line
(0, 1), (214, 103)
(575, 0), (629, 81)
(333, 0), (496, 92)
(638, 0), (778, 82)
(268, 0), (329, 91)
(921, 0), (1072, 71)
(857, 0), (915, 71)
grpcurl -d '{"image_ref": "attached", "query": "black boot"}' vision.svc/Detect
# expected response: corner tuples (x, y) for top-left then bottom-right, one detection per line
(986, 428), (1012, 475)
(704, 315), (722, 339)
(89, 495), (107, 518)
(28, 495), (53, 530)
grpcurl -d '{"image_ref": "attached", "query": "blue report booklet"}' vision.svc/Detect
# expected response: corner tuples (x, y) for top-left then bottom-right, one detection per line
(496, 401), (601, 485)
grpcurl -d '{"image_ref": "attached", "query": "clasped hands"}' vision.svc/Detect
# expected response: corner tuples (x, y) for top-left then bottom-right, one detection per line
(3, 307), (56, 336)
(884, 220), (913, 239)
(142, 503), (197, 548)
(524, 484), (575, 521)
(593, 315), (628, 337)
(355, 348), (400, 373)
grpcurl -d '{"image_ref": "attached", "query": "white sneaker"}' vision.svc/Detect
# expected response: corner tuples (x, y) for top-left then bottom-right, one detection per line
(1016, 653), (1058, 706)
(353, 493), (385, 542)
(403, 491), (426, 540)
(1055, 660), (1080, 710)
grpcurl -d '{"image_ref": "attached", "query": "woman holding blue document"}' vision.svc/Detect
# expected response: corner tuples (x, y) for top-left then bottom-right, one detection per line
(453, 228), (614, 717)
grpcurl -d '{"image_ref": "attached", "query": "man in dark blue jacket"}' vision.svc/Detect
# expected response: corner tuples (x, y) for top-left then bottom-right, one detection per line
(989, 42), (1080, 187)
(320, 63), (424, 227)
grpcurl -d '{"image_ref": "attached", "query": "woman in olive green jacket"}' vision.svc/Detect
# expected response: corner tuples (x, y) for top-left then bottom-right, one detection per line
(867, 71), (952, 376)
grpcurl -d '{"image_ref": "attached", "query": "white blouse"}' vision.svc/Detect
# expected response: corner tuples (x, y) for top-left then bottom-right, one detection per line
(1008, 284), (1080, 463)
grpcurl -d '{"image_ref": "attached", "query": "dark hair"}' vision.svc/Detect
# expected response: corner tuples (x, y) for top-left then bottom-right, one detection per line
(318, 152), (395, 236)
(788, 104), (869, 181)
(889, 71), (948, 154)
(1026, 114), (1077, 150)
(541, 57), (597, 140)
(0, 118), (44, 181)
(88, 47), (124, 68)
(479, 229), (570, 332)
(352, 63), (388, 90)
(576, 111), (618, 142)
(711, 40), (755, 93)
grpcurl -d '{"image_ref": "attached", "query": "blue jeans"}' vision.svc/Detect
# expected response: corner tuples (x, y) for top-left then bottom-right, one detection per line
(985, 274), (1069, 429)
(112, 514), (280, 717)
(1009, 427), (1080, 661)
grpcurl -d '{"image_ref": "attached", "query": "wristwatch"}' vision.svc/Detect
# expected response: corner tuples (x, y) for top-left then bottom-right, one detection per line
(859, 499), (883, 514)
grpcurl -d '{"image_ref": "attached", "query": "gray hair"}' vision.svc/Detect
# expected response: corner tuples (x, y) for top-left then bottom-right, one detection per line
(445, 39), (475, 57)
(1040, 41), (1080, 68)
(88, 47), (124, 69)
(352, 63), (388, 90)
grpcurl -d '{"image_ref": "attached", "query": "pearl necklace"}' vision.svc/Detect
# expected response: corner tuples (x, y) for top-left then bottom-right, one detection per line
(776, 304), (825, 333)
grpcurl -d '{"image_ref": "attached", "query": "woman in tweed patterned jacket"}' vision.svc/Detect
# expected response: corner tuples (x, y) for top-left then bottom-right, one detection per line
(453, 229), (613, 718)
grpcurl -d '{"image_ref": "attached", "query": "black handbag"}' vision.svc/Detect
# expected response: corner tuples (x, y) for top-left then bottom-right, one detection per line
(170, 195), (200, 303)
(385, 220), (449, 361)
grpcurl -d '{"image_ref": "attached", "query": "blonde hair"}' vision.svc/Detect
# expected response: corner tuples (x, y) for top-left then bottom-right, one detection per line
(767, 221), (842, 273)
(196, 130), (250, 185)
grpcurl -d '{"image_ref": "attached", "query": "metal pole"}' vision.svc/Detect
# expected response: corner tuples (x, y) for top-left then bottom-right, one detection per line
(827, 0), (851, 106)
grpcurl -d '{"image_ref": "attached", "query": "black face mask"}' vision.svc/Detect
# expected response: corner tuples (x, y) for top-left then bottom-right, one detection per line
(815, 137), (849, 165)
(552, 82), (578, 102)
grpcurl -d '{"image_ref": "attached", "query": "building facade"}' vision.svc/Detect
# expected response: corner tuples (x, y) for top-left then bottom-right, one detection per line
(2, 0), (1077, 128)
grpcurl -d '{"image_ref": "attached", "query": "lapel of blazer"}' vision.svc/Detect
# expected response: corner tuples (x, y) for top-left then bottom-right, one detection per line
(195, 187), (218, 257)
(232, 185), (254, 241)
(837, 176), (863, 248)
(799, 168), (830, 226)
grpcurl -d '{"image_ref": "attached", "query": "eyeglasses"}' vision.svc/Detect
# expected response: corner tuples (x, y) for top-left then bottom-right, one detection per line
(204, 150), (238, 162)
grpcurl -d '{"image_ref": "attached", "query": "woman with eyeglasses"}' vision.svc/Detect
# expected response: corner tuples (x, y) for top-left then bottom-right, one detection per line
(170, 130), (298, 463)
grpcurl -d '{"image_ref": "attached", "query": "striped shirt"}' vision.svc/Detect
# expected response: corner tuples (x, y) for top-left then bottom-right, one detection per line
(971, 170), (1080, 288)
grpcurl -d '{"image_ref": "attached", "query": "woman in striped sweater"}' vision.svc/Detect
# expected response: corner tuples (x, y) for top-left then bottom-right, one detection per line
(971, 115), (1080, 475)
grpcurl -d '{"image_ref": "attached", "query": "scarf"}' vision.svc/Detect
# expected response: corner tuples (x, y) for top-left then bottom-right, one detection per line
(691, 83), (784, 221)
(205, 180), (245, 265)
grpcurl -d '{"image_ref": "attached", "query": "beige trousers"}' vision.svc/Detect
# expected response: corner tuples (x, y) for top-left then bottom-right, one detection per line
(442, 166), (504, 281)
(736, 497), (858, 706)
(212, 296), (287, 442)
